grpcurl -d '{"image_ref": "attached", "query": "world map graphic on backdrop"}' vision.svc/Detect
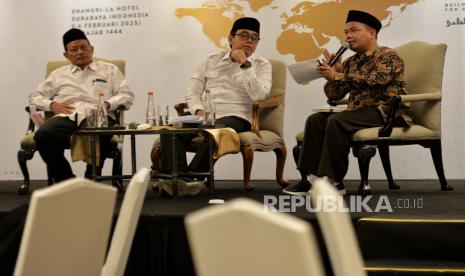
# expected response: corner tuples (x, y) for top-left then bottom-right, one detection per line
(175, 0), (419, 61)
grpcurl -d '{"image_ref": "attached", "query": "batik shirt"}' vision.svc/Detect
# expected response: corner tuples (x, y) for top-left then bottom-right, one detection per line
(324, 46), (412, 126)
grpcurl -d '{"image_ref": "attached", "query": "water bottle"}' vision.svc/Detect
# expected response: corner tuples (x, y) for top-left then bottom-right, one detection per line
(146, 91), (156, 125)
(157, 105), (163, 126)
(203, 90), (215, 125)
(96, 92), (108, 127)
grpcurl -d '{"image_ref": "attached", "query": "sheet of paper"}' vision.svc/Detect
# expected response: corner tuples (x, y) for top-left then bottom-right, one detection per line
(287, 59), (321, 84)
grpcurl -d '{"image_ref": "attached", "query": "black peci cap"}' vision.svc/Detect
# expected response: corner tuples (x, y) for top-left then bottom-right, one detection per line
(63, 28), (89, 50)
(346, 10), (382, 33)
(230, 17), (260, 35)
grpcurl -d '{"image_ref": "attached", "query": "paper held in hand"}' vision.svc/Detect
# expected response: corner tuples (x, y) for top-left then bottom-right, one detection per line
(288, 59), (321, 85)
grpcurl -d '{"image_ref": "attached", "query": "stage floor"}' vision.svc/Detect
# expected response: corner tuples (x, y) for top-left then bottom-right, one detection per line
(2, 179), (464, 219)
(1, 179), (465, 276)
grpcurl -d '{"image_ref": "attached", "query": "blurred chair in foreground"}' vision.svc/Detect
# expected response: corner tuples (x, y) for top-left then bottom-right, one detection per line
(101, 167), (150, 276)
(311, 178), (367, 276)
(185, 198), (324, 276)
(13, 178), (117, 276)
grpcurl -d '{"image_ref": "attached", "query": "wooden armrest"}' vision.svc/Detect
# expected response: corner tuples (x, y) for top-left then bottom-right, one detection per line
(251, 95), (283, 138)
(400, 92), (441, 102)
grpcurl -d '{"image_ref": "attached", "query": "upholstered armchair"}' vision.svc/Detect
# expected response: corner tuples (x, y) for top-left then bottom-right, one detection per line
(17, 57), (125, 194)
(293, 41), (453, 194)
(151, 59), (288, 191)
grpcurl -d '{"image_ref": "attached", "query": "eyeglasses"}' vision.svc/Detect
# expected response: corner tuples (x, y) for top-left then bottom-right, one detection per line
(234, 32), (260, 43)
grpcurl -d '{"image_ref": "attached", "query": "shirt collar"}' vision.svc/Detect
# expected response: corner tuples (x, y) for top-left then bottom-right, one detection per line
(70, 60), (97, 73)
(356, 45), (379, 59)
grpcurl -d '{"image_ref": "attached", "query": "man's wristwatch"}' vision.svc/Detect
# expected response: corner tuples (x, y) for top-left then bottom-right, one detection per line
(240, 60), (252, 69)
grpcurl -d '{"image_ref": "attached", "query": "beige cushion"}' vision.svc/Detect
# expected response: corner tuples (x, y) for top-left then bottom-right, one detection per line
(296, 125), (440, 143)
(239, 130), (283, 146)
(353, 125), (440, 141)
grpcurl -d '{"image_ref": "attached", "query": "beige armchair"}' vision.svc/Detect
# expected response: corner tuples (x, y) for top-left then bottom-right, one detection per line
(294, 41), (453, 194)
(17, 57), (125, 194)
(151, 59), (288, 191)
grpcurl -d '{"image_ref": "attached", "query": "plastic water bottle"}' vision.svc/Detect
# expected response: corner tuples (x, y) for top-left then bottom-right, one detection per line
(96, 92), (108, 127)
(203, 90), (215, 125)
(146, 91), (156, 125)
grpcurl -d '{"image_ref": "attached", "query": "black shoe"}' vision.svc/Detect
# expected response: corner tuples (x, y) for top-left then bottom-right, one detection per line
(283, 179), (311, 195)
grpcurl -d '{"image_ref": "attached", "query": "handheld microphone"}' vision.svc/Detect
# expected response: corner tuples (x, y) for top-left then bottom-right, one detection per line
(328, 43), (349, 67)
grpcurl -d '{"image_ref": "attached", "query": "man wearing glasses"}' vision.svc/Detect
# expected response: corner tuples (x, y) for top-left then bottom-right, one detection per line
(29, 28), (134, 184)
(158, 17), (272, 196)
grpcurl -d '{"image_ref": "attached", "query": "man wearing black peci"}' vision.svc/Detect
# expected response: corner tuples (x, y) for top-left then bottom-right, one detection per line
(158, 17), (272, 196)
(284, 10), (412, 195)
(29, 28), (134, 183)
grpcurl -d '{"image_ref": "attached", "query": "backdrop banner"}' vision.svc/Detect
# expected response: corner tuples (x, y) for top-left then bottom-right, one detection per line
(1, 0), (463, 180)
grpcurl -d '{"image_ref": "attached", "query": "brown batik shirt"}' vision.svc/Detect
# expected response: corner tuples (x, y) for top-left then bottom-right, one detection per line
(324, 46), (412, 126)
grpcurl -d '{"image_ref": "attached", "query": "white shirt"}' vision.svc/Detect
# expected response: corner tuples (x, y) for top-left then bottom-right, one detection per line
(185, 51), (272, 123)
(29, 60), (134, 125)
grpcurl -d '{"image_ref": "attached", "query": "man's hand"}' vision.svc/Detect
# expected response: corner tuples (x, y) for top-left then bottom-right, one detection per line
(317, 62), (336, 81)
(230, 49), (247, 64)
(50, 101), (74, 114)
(322, 49), (343, 73)
(195, 109), (205, 116)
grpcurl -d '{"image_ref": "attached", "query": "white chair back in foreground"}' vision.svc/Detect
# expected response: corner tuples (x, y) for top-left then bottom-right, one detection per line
(101, 168), (151, 276)
(185, 198), (325, 276)
(14, 178), (117, 276)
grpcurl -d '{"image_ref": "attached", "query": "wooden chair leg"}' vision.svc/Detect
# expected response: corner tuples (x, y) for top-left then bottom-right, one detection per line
(354, 145), (376, 195)
(378, 145), (400, 189)
(17, 149), (32, 195)
(430, 140), (453, 191)
(274, 145), (288, 189)
(240, 146), (254, 191)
